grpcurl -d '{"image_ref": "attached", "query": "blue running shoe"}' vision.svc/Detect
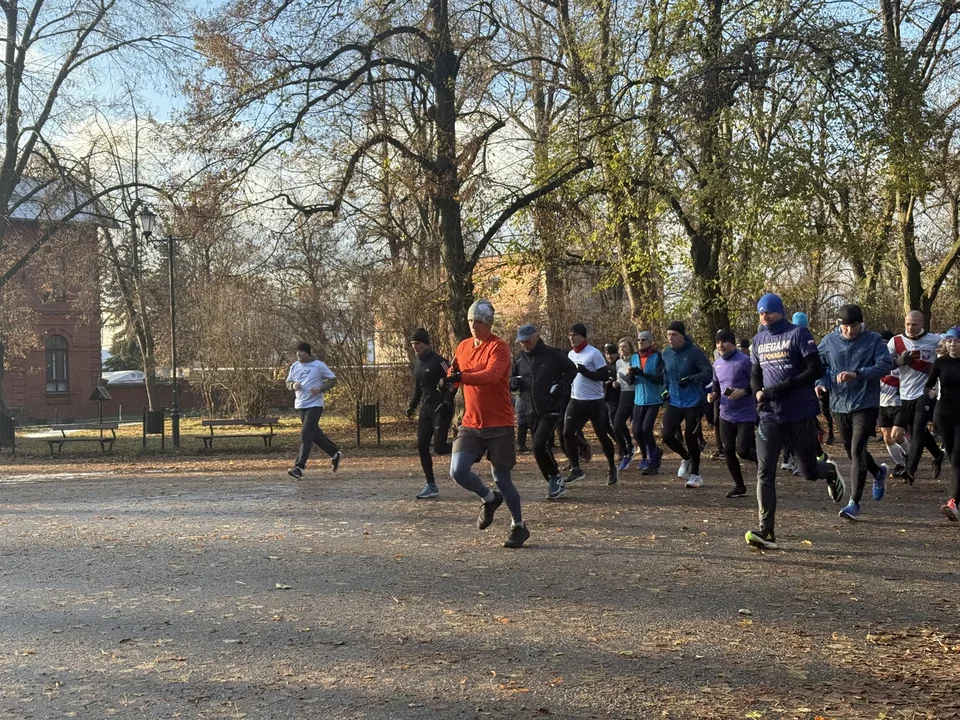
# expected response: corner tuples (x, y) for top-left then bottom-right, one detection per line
(638, 457), (649, 471)
(618, 455), (632, 471)
(872, 463), (888, 501)
(839, 500), (860, 521)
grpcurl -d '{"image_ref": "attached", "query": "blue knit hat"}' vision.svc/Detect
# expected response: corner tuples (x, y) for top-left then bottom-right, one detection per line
(946, 327), (960, 339)
(792, 312), (809, 327)
(757, 293), (785, 315)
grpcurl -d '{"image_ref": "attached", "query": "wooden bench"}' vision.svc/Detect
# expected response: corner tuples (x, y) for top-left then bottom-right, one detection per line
(46, 423), (119, 455)
(196, 418), (279, 450)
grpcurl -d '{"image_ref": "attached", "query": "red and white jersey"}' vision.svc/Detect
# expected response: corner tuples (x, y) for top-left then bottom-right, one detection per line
(888, 333), (941, 401)
(879, 367), (901, 407)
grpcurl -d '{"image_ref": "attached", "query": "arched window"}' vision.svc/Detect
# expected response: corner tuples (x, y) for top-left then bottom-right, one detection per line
(45, 335), (68, 392)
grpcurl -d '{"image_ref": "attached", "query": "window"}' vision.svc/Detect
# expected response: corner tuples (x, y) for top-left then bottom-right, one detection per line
(45, 335), (68, 392)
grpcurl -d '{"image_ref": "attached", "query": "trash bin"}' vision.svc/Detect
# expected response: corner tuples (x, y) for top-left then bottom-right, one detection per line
(356, 401), (381, 447)
(0, 414), (14, 452)
(142, 407), (166, 449)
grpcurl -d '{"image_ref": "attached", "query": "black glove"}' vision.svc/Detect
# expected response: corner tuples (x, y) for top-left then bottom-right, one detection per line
(626, 367), (640, 379)
(678, 376), (692, 388)
(437, 371), (462, 391)
(900, 351), (916, 367)
(405, 406), (415, 418)
(576, 364), (588, 375)
(509, 376), (523, 392)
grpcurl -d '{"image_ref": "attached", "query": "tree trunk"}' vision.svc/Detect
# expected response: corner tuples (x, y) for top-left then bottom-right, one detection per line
(431, 0), (472, 341)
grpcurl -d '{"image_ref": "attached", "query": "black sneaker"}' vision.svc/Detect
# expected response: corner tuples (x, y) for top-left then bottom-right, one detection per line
(726, 485), (747, 498)
(640, 465), (659, 476)
(711, 450), (726, 460)
(503, 523), (530, 548)
(892, 463), (905, 478)
(477, 491), (503, 530)
(518, 445), (531, 454)
(933, 451), (945, 479)
(330, 451), (342, 472)
(287, 466), (303, 480)
(826, 460), (846, 503)
(565, 467), (584, 484)
(606, 468), (618, 485)
(902, 470), (915, 486)
(744, 528), (778, 549)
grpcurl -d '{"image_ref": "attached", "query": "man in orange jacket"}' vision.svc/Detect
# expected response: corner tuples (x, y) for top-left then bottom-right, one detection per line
(442, 299), (530, 548)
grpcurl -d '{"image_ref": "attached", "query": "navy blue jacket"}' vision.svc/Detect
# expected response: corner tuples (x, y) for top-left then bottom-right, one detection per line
(817, 327), (893, 413)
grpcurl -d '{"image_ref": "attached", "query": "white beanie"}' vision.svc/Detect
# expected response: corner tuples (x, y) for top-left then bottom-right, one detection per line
(467, 298), (495, 325)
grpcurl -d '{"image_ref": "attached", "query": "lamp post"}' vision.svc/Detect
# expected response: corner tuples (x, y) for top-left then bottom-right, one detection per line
(137, 206), (180, 449)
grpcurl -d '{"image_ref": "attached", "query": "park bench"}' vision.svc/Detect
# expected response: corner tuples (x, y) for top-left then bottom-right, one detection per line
(196, 418), (279, 450)
(45, 423), (119, 455)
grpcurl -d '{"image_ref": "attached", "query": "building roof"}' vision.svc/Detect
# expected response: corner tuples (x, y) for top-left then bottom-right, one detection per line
(7, 177), (107, 224)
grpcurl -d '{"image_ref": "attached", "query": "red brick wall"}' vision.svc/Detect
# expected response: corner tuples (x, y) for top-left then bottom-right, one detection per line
(1, 220), (101, 424)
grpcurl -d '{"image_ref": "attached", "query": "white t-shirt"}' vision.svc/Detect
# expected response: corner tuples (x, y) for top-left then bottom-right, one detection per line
(616, 358), (635, 389)
(568, 345), (607, 401)
(286, 359), (336, 409)
(879, 367), (901, 408)
(888, 333), (941, 401)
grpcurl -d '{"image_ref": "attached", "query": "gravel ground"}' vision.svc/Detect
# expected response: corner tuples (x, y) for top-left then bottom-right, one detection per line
(0, 447), (958, 719)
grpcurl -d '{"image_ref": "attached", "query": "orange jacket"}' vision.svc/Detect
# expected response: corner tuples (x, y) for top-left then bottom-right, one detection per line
(452, 334), (515, 429)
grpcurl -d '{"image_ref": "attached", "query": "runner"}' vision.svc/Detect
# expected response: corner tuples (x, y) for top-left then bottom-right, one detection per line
(513, 324), (577, 499)
(926, 327), (960, 521)
(612, 338), (638, 470)
(602, 343), (628, 462)
(745, 293), (846, 550)
(660, 321), (713, 488)
(878, 330), (908, 477)
(285, 342), (342, 479)
(888, 311), (945, 485)
(707, 329), (757, 498)
(443, 299), (529, 548)
(406, 329), (454, 499)
(630, 331), (664, 475)
(815, 305), (892, 520)
(563, 323), (619, 486)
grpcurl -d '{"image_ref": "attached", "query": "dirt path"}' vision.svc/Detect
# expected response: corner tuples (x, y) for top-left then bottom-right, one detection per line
(1, 451), (958, 719)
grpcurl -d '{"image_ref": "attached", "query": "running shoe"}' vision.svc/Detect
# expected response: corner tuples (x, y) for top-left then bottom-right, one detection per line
(477, 491), (503, 529)
(839, 500), (861, 521)
(710, 450), (725, 460)
(685, 474), (703, 488)
(745, 528), (778, 549)
(331, 451), (342, 472)
(891, 463), (905, 478)
(872, 464), (888, 501)
(677, 459), (692, 479)
(607, 468), (619, 485)
(416, 483), (439, 499)
(503, 522), (531, 548)
(942, 498), (959, 522)
(933, 450), (945, 479)
(638, 457), (650, 471)
(564, 466), (584, 484)
(726, 485), (747, 498)
(826, 460), (846, 503)
(287, 466), (303, 480)
(618, 455), (632, 471)
(640, 465), (659, 476)
(517, 445), (531, 454)
(817, 451), (830, 462)
(902, 470), (915, 486)
(546, 476), (566, 499)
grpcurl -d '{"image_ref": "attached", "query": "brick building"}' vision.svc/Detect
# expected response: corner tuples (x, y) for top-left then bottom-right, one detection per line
(1, 206), (102, 425)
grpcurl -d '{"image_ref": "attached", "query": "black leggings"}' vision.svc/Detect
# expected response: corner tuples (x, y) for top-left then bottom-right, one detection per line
(632, 404), (661, 460)
(719, 418), (757, 488)
(661, 404), (703, 475)
(935, 409), (960, 502)
(530, 412), (561, 480)
(611, 393), (635, 457)
(563, 398), (617, 469)
(836, 409), (881, 504)
(416, 405), (453, 484)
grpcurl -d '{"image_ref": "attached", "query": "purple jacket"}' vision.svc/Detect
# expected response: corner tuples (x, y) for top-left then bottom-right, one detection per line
(713, 350), (757, 423)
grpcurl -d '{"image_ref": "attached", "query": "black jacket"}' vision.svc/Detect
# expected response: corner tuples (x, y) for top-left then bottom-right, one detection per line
(408, 349), (454, 414)
(512, 339), (578, 416)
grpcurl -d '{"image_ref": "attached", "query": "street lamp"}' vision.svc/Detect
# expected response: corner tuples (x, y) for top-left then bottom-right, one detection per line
(137, 205), (181, 449)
